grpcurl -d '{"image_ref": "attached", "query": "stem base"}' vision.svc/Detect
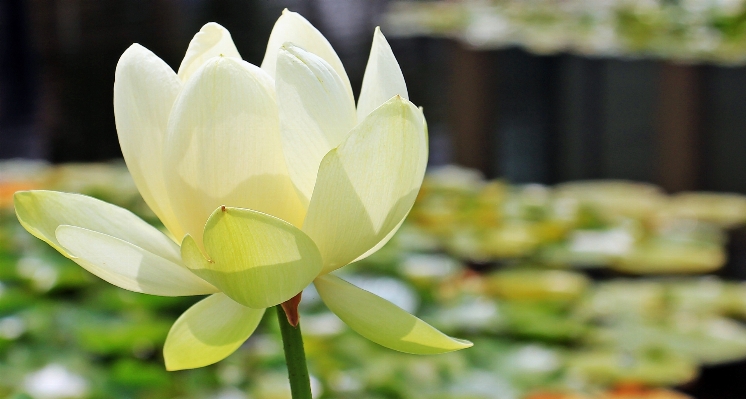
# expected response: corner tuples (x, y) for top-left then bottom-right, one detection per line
(276, 304), (312, 399)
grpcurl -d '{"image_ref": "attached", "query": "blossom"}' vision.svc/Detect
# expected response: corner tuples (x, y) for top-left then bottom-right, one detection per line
(14, 10), (471, 371)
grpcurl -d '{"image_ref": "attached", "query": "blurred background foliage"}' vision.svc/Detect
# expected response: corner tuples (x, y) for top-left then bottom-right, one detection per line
(3, 162), (746, 398)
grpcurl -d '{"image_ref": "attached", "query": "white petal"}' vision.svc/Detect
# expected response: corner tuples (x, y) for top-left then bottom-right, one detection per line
(14, 190), (181, 264)
(164, 57), (305, 245)
(114, 44), (184, 240)
(164, 293), (264, 370)
(302, 96), (428, 273)
(315, 274), (472, 354)
(357, 27), (408, 121)
(56, 226), (216, 296)
(178, 22), (241, 83)
(261, 9), (352, 100)
(276, 44), (357, 204)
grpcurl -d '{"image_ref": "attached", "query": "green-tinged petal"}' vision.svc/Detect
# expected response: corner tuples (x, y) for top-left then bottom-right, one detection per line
(181, 207), (322, 309)
(315, 274), (472, 354)
(276, 43), (357, 204)
(178, 22), (241, 83)
(164, 293), (264, 370)
(357, 27), (408, 121)
(302, 96), (428, 273)
(114, 44), (185, 240)
(14, 190), (181, 264)
(164, 57), (305, 246)
(261, 9), (352, 100)
(352, 108), (427, 263)
(56, 226), (216, 296)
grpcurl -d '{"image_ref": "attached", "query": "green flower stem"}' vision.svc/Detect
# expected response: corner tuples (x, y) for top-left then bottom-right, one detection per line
(276, 304), (312, 399)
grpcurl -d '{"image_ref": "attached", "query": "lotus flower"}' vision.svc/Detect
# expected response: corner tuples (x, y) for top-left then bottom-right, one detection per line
(14, 10), (471, 371)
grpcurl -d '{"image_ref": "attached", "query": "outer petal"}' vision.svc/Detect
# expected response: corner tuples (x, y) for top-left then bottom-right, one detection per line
(177, 22), (241, 83)
(314, 274), (472, 354)
(14, 191), (180, 264)
(357, 27), (409, 121)
(181, 207), (323, 309)
(56, 226), (216, 296)
(302, 96), (428, 273)
(164, 293), (264, 370)
(114, 44), (184, 239)
(164, 57), (305, 245)
(352, 108), (428, 263)
(276, 44), (357, 204)
(261, 9), (352, 100)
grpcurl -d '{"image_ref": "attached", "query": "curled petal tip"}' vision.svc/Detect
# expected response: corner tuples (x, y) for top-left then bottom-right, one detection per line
(126, 43), (145, 52)
(202, 21), (224, 29)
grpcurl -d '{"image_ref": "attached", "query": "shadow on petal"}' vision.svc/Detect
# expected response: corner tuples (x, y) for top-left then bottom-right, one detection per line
(304, 153), (420, 272)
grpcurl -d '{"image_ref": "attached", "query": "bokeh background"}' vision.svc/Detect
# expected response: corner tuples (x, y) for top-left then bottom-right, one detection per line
(6, 0), (746, 398)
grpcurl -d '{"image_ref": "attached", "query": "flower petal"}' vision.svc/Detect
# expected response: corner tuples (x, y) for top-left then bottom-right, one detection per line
(315, 274), (472, 354)
(276, 43), (357, 204)
(56, 226), (216, 296)
(114, 44), (184, 240)
(352, 108), (427, 263)
(357, 27), (408, 121)
(261, 9), (352, 100)
(181, 206), (323, 309)
(164, 293), (264, 370)
(177, 22), (241, 83)
(14, 190), (180, 264)
(164, 57), (305, 245)
(302, 96), (428, 273)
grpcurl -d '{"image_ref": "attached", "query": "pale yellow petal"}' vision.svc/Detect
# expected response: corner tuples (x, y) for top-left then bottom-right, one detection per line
(357, 27), (408, 121)
(315, 274), (472, 354)
(181, 206), (322, 309)
(276, 43), (357, 204)
(14, 190), (181, 264)
(164, 293), (264, 370)
(178, 22), (241, 82)
(164, 56), (304, 246)
(56, 226), (216, 296)
(302, 96), (428, 272)
(352, 108), (428, 263)
(261, 9), (352, 100)
(114, 43), (184, 239)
